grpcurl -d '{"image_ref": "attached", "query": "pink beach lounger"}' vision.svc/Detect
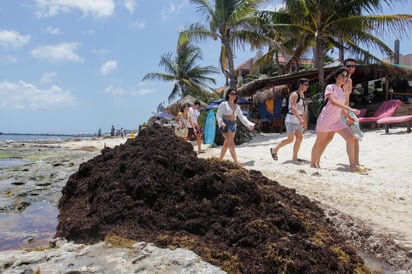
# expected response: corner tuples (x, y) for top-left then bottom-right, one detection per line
(358, 99), (402, 128)
(377, 115), (412, 133)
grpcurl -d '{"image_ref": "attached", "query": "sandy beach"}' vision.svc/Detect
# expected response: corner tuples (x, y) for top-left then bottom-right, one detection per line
(196, 127), (412, 256)
(2, 128), (410, 271)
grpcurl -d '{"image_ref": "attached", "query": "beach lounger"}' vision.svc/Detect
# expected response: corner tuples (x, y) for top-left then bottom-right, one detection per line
(377, 115), (412, 133)
(358, 99), (402, 128)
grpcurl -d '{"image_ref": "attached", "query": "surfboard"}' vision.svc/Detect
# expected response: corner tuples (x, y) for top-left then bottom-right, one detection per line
(204, 109), (216, 146)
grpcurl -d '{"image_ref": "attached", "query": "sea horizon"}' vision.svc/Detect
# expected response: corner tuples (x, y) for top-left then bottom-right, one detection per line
(0, 132), (98, 143)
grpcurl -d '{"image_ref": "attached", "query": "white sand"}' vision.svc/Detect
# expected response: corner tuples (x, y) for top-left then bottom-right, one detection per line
(61, 130), (412, 251)
(198, 128), (412, 251)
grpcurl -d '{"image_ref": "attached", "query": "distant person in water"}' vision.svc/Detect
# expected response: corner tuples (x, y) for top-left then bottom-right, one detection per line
(216, 88), (255, 164)
(98, 128), (102, 137)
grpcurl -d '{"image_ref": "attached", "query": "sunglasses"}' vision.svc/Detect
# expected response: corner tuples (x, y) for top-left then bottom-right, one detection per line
(229, 92), (237, 95)
(346, 65), (356, 68)
(339, 74), (349, 78)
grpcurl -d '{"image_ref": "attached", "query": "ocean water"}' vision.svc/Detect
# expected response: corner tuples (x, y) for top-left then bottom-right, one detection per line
(0, 133), (93, 144)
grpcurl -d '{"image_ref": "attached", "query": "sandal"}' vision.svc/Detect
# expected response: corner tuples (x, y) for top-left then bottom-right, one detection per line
(351, 166), (368, 175)
(270, 148), (278, 161)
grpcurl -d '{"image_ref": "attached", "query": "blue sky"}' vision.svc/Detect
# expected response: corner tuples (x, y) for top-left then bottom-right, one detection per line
(1, 0), (411, 134)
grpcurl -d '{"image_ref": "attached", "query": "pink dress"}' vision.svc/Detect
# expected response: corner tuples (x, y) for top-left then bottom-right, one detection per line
(316, 84), (347, 132)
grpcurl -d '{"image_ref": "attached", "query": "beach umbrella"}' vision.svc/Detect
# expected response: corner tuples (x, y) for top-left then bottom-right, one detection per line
(210, 96), (251, 105)
(206, 96), (251, 110)
(155, 112), (175, 119)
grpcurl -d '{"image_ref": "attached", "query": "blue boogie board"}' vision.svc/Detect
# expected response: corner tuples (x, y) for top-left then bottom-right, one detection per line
(204, 109), (216, 146)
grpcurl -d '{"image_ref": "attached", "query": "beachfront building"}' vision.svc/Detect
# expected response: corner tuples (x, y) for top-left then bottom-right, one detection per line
(236, 58), (412, 132)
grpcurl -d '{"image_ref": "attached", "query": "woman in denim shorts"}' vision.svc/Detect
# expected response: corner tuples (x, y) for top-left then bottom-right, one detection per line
(216, 88), (255, 164)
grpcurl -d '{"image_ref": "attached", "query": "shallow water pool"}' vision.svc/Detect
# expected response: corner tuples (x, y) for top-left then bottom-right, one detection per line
(0, 200), (58, 251)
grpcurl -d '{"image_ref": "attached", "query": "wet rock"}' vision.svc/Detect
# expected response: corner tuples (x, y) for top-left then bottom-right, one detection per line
(0, 238), (224, 273)
(0, 145), (99, 213)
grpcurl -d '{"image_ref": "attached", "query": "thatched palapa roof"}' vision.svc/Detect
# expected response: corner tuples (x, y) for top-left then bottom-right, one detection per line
(238, 63), (412, 98)
(253, 85), (289, 104)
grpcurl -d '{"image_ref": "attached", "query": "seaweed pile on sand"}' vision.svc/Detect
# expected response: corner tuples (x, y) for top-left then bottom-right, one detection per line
(56, 125), (368, 273)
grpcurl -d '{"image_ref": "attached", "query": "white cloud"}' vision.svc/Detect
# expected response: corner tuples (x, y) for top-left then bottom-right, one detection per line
(40, 71), (57, 84)
(104, 85), (124, 96)
(130, 20), (145, 30)
(35, 0), (115, 18)
(124, 0), (137, 14)
(0, 80), (76, 110)
(132, 87), (155, 96)
(93, 49), (108, 58)
(0, 30), (30, 49)
(131, 81), (156, 96)
(31, 43), (83, 63)
(100, 60), (117, 76)
(45, 26), (62, 35)
(161, 0), (187, 20)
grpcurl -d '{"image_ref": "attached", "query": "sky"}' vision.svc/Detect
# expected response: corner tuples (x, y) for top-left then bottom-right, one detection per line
(1, 0), (411, 135)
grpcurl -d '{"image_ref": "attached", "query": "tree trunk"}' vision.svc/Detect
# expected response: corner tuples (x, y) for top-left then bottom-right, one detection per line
(224, 40), (237, 89)
(316, 31), (325, 90)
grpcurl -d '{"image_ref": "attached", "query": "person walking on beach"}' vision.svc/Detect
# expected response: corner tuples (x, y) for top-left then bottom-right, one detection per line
(310, 68), (364, 172)
(174, 103), (192, 142)
(110, 125), (115, 137)
(188, 100), (204, 153)
(270, 78), (309, 161)
(216, 88), (255, 164)
(342, 58), (369, 170)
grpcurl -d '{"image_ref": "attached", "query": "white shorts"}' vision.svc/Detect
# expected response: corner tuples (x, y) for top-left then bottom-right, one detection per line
(285, 122), (304, 135)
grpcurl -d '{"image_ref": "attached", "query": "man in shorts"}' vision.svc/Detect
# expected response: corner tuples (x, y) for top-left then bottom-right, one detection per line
(270, 78), (308, 161)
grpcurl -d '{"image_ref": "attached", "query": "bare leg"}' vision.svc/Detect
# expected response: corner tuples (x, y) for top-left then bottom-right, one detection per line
(336, 128), (357, 171)
(196, 132), (203, 153)
(226, 131), (238, 162)
(354, 139), (360, 166)
(271, 133), (294, 158)
(292, 131), (303, 161)
(315, 132), (334, 165)
(311, 131), (333, 168)
(219, 133), (229, 160)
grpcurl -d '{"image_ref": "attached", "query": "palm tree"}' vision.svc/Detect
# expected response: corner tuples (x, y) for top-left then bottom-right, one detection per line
(142, 41), (219, 103)
(258, 0), (412, 88)
(179, 0), (273, 89)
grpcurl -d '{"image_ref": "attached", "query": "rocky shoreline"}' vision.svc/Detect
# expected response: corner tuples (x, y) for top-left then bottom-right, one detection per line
(0, 139), (410, 273)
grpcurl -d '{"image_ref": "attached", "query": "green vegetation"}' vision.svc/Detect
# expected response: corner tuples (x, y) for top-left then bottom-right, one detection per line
(142, 41), (219, 103)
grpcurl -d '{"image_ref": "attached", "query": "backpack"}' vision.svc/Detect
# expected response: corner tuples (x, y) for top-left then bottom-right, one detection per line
(281, 91), (303, 116)
(310, 92), (329, 118)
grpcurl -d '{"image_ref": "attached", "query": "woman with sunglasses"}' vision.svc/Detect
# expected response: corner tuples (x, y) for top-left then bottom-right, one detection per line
(310, 67), (364, 173)
(216, 88), (255, 164)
